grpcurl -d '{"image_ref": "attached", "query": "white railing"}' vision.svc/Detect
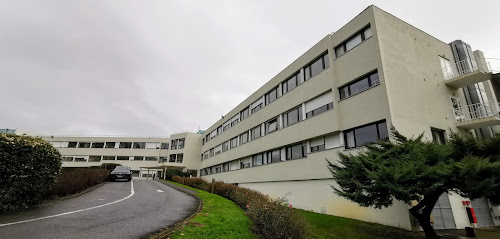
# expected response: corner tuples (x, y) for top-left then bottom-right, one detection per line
(453, 100), (500, 122)
(442, 58), (500, 81)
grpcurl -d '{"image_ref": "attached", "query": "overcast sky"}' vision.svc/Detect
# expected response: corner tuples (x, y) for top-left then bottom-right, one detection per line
(1, 0), (499, 136)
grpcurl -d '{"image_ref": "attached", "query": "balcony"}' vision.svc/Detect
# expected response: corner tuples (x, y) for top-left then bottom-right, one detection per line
(453, 100), (500, 129)
(442, 58), (500, 89)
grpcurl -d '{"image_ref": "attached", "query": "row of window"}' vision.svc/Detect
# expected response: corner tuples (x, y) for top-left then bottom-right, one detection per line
(203, 51), (330, 145)
(62, 154), (184, 163)
(203, 25), (374, 145)
(201, 120), (388, 176)
(51, 141), (170, 149)
(201, 96), (334, 161)
(170, 138), (185, 150)
(339, 71), (379, 100)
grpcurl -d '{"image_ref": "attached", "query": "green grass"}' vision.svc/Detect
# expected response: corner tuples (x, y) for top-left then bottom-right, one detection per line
(165, 181), (255, 239)
(299, 210), (423, 239)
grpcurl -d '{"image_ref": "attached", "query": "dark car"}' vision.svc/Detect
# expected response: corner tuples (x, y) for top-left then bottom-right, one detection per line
(110, 166), (132, 181)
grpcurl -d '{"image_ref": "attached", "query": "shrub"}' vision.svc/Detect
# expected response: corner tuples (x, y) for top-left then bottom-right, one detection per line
(0, 134), (62, 212)
(98, 163), (121, 171)
(165, 169), (190, 180)
(171, 177), (308, 239)
(51, 168), (110, 197)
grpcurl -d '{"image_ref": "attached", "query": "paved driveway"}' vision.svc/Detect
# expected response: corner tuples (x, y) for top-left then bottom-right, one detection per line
(0, 180), (198, 239)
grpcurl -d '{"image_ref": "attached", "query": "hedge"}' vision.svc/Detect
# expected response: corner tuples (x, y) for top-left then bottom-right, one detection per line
(0, 133), (62, 211)
(172, 176), (308, 239)
(51, 168), (110, 197)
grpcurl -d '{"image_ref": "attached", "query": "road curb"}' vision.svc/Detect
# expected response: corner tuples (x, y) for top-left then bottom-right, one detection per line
(151, 180), (204, 239)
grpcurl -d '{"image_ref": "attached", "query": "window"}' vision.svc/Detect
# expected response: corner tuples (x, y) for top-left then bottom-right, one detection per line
(305, 52), (329, 81)
(240, 107), (250, 121)
(231, 118), (239, 127)
(306, 103), (333, 118)
(339, 71), (379, 100)
(222, 141), (229, 152)
(202, 138), (205, 145)
(62, 157), (73, 162)
(68, 142), (78, 148)
(119, 142), (132, 148)
(89, 156), (101, 162)
(103, 156), (115, 160)
(310, 137), (326, 153)
(251, 103), (262, 114)
(210, 148), (214, 157)
(145, 157), (158, 161)
(206, 135), (211, 143)
(284, 106), (303, 127)
(431, 128), (446, 145)
(286, 144), (306, 160)
(217, 126), (222, 135)
(215, 144), (222, 155)
(160, 157), (168, 162)
(265, 87), (279, 104)
(223, 120), (231, 132)
(240, 132), (249, 144)
(241, 162), (251, 169)
(230, 137), (238, 148)
(252, 153), (264, 166)
(267, 149), (281, 164)
(251, 125), (262, 140)
(116, 156), (129, 160)
(74, 157), (86, 162)
(146, 142), (160, 149)
(161, 143), (169, 149)
(223, 162), (230, 172)
(440, 57), (454, 80)
(178, 138), (185, 149)
(91, 142), (104, 148)
(133, 142), (146, 149)
(105, 142), (116, 148)
(335, 25), (372, 57)
(266, 118), (279, 134)
(344, 121), (388, 149)
(78, 142), (91, 148)
(176, 154), (183, 163)
(133, 156), (143, 161)
(171, 139), (178, 149)
(169, 154), (176, 162)
(282, 73), (299, 95)
(204, 151), (209, 160)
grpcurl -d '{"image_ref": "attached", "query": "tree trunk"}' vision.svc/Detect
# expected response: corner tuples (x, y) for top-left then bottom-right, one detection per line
(409, 191), (442, 239)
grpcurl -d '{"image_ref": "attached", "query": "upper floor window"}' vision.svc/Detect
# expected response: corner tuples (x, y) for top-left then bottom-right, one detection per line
(222, 141), (229, 152)
(439, 57), (453, 80)
(286, 143), (306, 160)
(78, 142), (91, 148)
(267, 149), (281, 164)
(310, 137), (326, 153)
(133, 142), (146, 149)
(230, 137), (238, 148)
(252, 153), (265, 166)
(240, 132), (249, 144)
(68, 142), (78, 148)
(119, 142), (132, 148)
(91, 142), (104, 148)
(345, 120), (388, 149)
(231, 118), (239, 127)
(282, 72), (300, 95)
(304, 52), (329, 81)
(146, 142), (160, 149)
(251, 125), (262, 140)
(284, 106), (303, 127)
(210, 148), (214, 157)
(161, 142), (169, 149)
(265, 87), (279, 105)
(251, 103), (262, 114)
(335, 25), (372, 57)
(217, 126), (222, 135)
(240, 107), (250, 121)
(223, 120), (231, 132)
(105, 142), (116, 148)
(339, 71), (379, 100)
(265, 118), (279, 134)
(306, 103), (333, 118)
(171, 138), (185, 149)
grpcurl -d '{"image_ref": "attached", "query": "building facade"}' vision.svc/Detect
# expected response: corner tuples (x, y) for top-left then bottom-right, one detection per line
(3, 5), (500, 232)
(196, 6), (500, 231)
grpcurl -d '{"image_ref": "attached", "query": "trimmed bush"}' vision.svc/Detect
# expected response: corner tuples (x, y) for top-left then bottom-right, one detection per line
(165, 169), (190, 180)
(171, 177), (308, 239)
(51, 168), (110, 197)
(0, 134), (62, 212)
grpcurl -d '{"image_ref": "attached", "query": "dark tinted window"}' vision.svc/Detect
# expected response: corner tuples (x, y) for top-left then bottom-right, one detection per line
(306, 102), (333, 118)
(240, 132), (249, 144)
(266, 87), (278, 104)
(240, 107), (249, 120)
(119, 142), (132, 148)
(133, 142), (145, 149)
(252, 154), (264, 166)
(344, 121), (388, 149)
(284, 107), (302, 127)
(286, 144), (306, 160)
(267, 149), (281, 163)
(105, 142), (115, 148)
(339, 71), (379, 100)
(251, 125), (261, 140)
(78, 142), (91, 148)
(92, 142), (104, 148)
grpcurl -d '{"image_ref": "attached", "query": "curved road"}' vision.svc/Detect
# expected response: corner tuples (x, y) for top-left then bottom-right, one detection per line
(0, 180), (198, 239)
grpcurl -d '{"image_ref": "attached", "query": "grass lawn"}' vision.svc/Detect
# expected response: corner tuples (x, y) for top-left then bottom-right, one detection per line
(166, 181), (255, 239)
(299, 210), (423, 239)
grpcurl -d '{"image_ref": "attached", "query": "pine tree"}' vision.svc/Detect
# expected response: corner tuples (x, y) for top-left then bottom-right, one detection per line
(327, 128), (500, 239)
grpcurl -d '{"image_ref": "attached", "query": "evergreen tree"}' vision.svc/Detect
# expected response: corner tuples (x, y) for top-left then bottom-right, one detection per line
(327, 128), (500, 239)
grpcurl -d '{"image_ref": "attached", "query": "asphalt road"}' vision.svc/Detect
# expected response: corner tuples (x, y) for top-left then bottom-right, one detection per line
(0, 179), (198, 239)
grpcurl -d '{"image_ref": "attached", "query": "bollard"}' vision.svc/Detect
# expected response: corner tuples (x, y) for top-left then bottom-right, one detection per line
(211, 178), (215, 194)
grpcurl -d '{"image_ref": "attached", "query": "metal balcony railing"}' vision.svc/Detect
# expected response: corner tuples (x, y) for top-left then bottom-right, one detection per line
(442, 58), (500, 81)
(453, 100), (500, 122)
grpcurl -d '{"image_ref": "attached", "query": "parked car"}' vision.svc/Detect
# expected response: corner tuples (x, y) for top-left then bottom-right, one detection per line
(110, 166), (132, 181)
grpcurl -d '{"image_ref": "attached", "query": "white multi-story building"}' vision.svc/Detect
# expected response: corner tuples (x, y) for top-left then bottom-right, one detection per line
(3, 5), (500, 232)
(196, 5), (500, 231)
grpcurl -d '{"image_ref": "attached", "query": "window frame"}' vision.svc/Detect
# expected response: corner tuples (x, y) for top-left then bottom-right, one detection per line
(344, 120), (389, 149)
(283, 106), (303, 127)
(339, 70), (379, 100)
(334, 25), (372, 58)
